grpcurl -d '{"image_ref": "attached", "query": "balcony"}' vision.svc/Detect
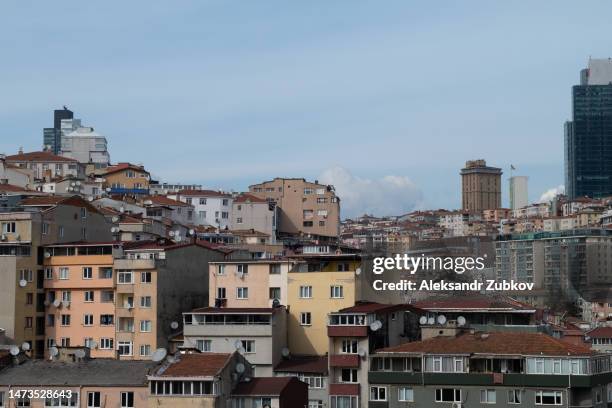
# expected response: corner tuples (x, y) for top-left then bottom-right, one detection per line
(329, 383), (360, 396)
(116, 284), (134, 294)
(116, 307), (134, 318)
(330, 354), (360, 368)
(327, 326), (368, 337)
(115, 258), (155, 270)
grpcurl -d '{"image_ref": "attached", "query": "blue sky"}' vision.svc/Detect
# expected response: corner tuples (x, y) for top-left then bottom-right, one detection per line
(1, 1), (611, 216)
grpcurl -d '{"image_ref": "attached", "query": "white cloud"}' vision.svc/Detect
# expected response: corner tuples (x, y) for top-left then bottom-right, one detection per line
(539, 185), (564, 203)
(318, 167), (423, 218)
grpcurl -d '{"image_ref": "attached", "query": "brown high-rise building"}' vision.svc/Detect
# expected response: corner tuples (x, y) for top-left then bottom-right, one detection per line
(461, 159), (502, 211)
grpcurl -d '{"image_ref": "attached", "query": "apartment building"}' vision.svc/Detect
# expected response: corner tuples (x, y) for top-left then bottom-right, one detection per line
(182, 306), (288, 376)
(0, 355), (156, 408)
(249, 178), (340, 239)
(0, 157), (33, 188)
(327, 302), (422, 408)
(438, 211), (483, 237)
(0, 195), (111, 359)
(460, 159), (502, 212)
(274, 355), (329, 408)
(42, 240), (227, 360)
(4, 150), (83, 181)
(142, 195), (195, 226)
(287, 254), (362, 355)
(100, 163), (150, 195)
(587, 327), (612, 353)
(169, 189), (233, 228)
(208, 260), (293, 308)
(368, 332), (611, 408)
(231, 193), (277, 241)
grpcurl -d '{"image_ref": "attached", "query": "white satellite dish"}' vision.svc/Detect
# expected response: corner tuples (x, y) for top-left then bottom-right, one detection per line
(419, 316), (428, 325)
(170, 321), (179, 330)
(151, 348), (168, 362)
(105, 187), (111, 192)
(358, 348), (367, 357)
(355, 267), (361, 275)
(74, 349), (86, 359)
(49, 346), (59, 357)
(369, 320), (382, 331)
(53, 299), (62, 308)
(9, 346), (20, 356)
(19, 279), (27, 287)
(437, 315), (447, 325)
(21, 342), (30, 351)
(119, 206), (125, 213)
(110, 227), (118, 233)
(281, 347), (290, 358)
(234, 340), (243, 350)
(44, 252), (51, 258)
(111, 216), (120, 223)
(175, 235), (183, 242)
(76, 181), (81, 186)
(457, 316), (467, 326)
(169, 231), (175, 237)
(235, 363), (246, 374)
(427, 317), (435, 325)
(189, 229), (195, 236)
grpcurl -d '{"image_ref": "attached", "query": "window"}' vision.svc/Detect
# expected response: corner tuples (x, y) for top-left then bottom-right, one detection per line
(19, 269), (32, 282)
(341, 368), (358, 383)
(59, 267), (69, 280)
(87, 391), (101, 408)
(46, 338), (55, 348)
(300, 312), (312, 326)
(1, 222), (16, 233)
(398, 387), (414, 402)
(117, 271), (133, 284)
(24, 317), (32, 328)
(140, 296), (152, 308)
(15, 396), (30, 407)
(480, 389), (496, 404)
(218, 265), (226, 275)
(330, 285), (343, 298)
(308, 400), (323, 408)
(140, 320), (152, 332)
(319, 220), (325, 226)
(342, 339), (358, 354)
(217, 287), (226, 299)
(237, 264), (248, 275)
(61, 314), (71, 326)
(303, 221), (313, 227)
(269, 287), (281, 300)
(196, 339), (212, 352)
(269, 264), (281, 274)
(237, 287), (248, 299)
(100, 338), (114, 349)
(45, 267), (53, 280)
(62, 291), (71, 302)
(0, 392), (4, 408)
(299, 286), (312, 298)
(118, 341), (133, 356)
(47, 314), (55, 327)
(84, 337), (95, 348)
(221, 211), (229, 219)
(199, 198), (207, 205)
(535, 390), (562, 405)
(100, 314), (114, 326)
(370, 386), (387, 401)
(141, 272), (152, 283)
(101, 291), (114, 303)
(236, 217), (243, 224)
(42, 222), (49, 235)
(253, 398), (272, 408)
(25, 293), (33, 305)
(241, 340), (255, 353)
(58, 226), (64, 238)
(60, 337), (70, 347)
(337, 263), (350, 272)
(120, 392), (134, 408)
(199, 211), (206, 219)
(83, 314), (94, 326)
(100, 267), (113, 279)
(140, 344), (151, 356)
(80, 208), (87, 219)
(435, 389), (462, 403)
(84, 291), (94, 302)
(301, 376), (326, 389)
(330, 396), (357, 408)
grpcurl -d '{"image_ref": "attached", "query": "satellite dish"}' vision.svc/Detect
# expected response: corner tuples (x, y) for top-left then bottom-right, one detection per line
(49, 346), (59, 357)
(151, 348), (168, 362)
(419, 316), (428, 325)
(111, 216), (119, 223)
(175, 235), (183, 242)
(234, 340), (242, 350)
(358, 348), (367, 357)
(53, 299), (62, 308)
(235, 363), (246, 374)
(189, 229), (195, 236)
(437, 315), (447, 325)
(427, 317), (435, 325)
(170, 321), (179, 330)
(281, 347), (290, 357)
(76, 181), (81, 186)
(21, 342), (30, 351)
(19, 279), (27, 287)
(355, 267), (361, 275)
(74, 349), (86, 359)
(105, 187), (111, 192)
(119, 206), (125, 213)
(44, 252), (51, 258)
(457, 316), (466, 326)
(369, 320), (382, 331)
(272, 298), (281, 308)
(169, 231), (175, 237)
(110, 227), (118, 233)
(9, 346), (20, 356)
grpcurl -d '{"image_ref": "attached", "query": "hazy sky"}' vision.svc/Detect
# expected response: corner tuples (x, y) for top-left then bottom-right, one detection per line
(1, 1), (611, 217)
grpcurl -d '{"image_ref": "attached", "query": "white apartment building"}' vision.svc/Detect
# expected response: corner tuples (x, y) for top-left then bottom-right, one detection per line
(61, 121), (111, 165)
(438, 211), (482, 237)
(169, 189), (233, 229)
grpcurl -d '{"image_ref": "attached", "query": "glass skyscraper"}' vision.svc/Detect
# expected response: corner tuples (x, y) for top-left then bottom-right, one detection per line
(42, 106), (73, 154)
(565, 59), (612, 199)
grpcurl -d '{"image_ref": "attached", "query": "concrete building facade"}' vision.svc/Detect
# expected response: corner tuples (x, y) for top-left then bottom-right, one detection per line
(461, 160), (502, 212)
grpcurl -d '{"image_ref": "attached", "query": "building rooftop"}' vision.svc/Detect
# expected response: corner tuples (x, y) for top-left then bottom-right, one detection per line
(274, 355), (328, 374)
(176, 189), (231, 198)
(376, 332), (593, 357)
(233, 193), (268, 203)
(189, 307), (276, 314)
(0, 183), (30, 193)
(587, 327), (612, 339)
(143, 195), (191, 207)
(336, 302), (422, 315)
(0, 359), (157, 386)
(232, 377), (301, 397)
(153, 353), (232, 378)
(413, 294), (535, 312)
(5, 151), (78, 163)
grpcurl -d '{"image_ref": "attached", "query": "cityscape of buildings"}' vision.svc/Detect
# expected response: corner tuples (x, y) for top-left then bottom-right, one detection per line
(0, 59), (612, 407)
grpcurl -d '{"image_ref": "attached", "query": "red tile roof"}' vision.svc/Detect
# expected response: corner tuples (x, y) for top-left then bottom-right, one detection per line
(19, 195), (102, 214)
(143, 195), (191, 207)
(338, 302), (422, 314)
(587, 327), (612, 338)
(232, 377), (300, 396)
(177, 189), (231, 198)
(5, 151), (77, 163)
(102, 162), (149, 176)
(190, 307), (275, 314)
(156, 353), (232, 377)
(414, 295), (534, 311)
(234, 193), (267, 203)
(0, 183), (29, 193)
(377, 332), (594, 356)
(274, 355), (328, 374)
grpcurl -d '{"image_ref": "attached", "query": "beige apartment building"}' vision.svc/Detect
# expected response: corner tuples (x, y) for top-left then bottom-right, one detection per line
(0, 195), (111, 359)
(460, 159), (502, 212)
(42, 240), (227, 360)
(4, 150), (83, 181)
(249, 178), (340, 239)
(231, 193), (277, 241)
